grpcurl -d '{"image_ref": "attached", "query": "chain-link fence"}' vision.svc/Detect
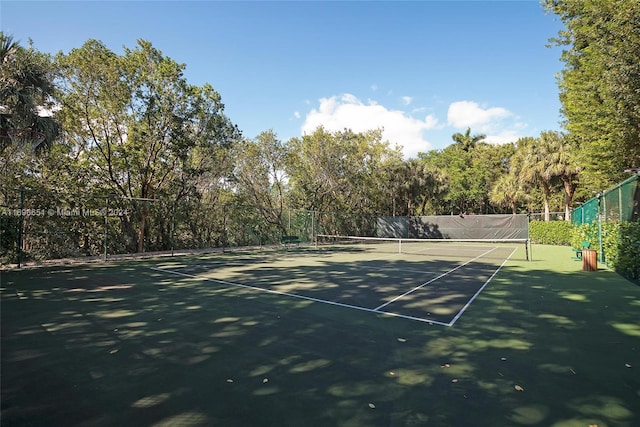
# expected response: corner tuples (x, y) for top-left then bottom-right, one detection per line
(570, 174), (640, 262)
(572, 175), (640, 226)
(1, 189), (336, 266)
(3, 188), (572, 267)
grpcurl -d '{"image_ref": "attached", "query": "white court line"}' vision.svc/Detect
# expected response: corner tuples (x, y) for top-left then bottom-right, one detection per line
(149, 267), (450, 326)
(373, 246), (499, 311)
(447, 246), (518, 327)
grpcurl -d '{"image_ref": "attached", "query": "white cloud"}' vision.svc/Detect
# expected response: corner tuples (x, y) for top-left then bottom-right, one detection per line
(293, 111), (301, 119)
(446, 100), (525, 145)
(485, 129), (521, 145)
(401, 96), (413, 106)
(447, 100), (511, 130)
(301, 94), (438, 158)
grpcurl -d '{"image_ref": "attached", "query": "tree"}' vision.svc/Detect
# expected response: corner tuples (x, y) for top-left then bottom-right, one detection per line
(469, 142), (516, 214)
(232, 130), (289, 237)
(286, 127), (401, 235)
(420, 132), (503, 215)
(392, 158), (448, 216)
(544, 0), (640, 190)
(0, 32), (59, 153)
(1, 34), (62, 262)
(56, 39), (240, 252)
(545, 131), (580, 220)
(489, 174), (529, 214)
(514, 132), (576, 221)
(451, 127), (486, 152)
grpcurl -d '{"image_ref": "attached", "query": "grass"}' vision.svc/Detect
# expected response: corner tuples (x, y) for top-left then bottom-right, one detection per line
(1, 244), (639, 426)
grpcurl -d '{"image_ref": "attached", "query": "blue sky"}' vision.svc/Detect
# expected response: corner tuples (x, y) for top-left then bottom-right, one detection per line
(1, 1), (565, 157)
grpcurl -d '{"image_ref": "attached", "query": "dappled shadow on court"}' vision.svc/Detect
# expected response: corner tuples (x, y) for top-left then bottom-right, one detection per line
(1, 245), (639, 426)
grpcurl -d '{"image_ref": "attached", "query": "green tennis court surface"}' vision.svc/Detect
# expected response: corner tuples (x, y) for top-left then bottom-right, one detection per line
(150, 242), (518, 326)
(2, 244), (639, 426)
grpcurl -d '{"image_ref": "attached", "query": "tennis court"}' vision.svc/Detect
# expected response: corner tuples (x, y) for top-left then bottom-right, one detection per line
(150, 239), (520, 326)
(2, 244), (639, 427)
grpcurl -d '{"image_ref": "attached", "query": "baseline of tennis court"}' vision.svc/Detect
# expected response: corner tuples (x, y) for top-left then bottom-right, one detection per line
(150, 243), (518, 326)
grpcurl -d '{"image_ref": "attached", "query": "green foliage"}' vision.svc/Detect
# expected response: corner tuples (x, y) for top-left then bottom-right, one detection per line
(570, 222), (599, 250)
(602, 221), (640, 281)
(0, 214), (20, 264)
(232, 131), (289, 233)
(54, 39), (240, 253)
(571, 221), (640, 281)
(419, 141), (513, 215)
(544, 0), (640, 190)
(0, 32), (60, 153)
(287, 127), (401, 226)
(529, 220), (573, 245)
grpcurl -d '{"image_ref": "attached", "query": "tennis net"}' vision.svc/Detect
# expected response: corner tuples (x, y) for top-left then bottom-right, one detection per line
(316, 234), (529, 261)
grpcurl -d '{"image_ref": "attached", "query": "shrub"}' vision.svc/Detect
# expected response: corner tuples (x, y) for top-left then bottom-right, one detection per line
(529, 220), (573, 245)
(605, 221), (640, 281)
(572, 221), (640, 281)
(571, 222), (599, 250)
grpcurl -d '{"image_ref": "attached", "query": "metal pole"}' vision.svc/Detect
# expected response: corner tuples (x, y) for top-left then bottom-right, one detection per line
(311, 210), (315, 246)
(171, 200), (175, 257)
(103, 197), (108, 261)
(618, 185), (623, 221)
(598, 194), (604, 263)
(527, 214), (532, 261)
(17, 188), (24, 268)
(222, 204), (227, 253)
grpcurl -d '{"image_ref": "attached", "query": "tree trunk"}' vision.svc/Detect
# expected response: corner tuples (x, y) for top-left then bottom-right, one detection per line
(562, 176), (575, 221)
(542, 180), (552, 221)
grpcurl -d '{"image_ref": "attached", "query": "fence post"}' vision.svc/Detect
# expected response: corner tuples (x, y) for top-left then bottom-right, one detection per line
(618, 185), (623, 220)
(222, 204), (227, 252)
(17, 188), (24, 268)
(103, 197), (108, 261)
(311, 210), (316, 246)
(171, 200), (176, 256)
(597, 194), (604, 263)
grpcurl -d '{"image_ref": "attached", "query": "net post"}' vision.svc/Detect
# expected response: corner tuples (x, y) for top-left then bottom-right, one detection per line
(526, 213), (531, 261)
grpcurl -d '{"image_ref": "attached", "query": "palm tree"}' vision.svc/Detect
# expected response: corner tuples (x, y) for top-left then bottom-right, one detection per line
(451, 127), (486, 152)
(516, 131), (578, 221)
(0, 32), (58, 153)
(0, 32), (18, 62)
(517, 136), (555, 221)
(545, 131), (580, 221)
(489, 173), (529, 214)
